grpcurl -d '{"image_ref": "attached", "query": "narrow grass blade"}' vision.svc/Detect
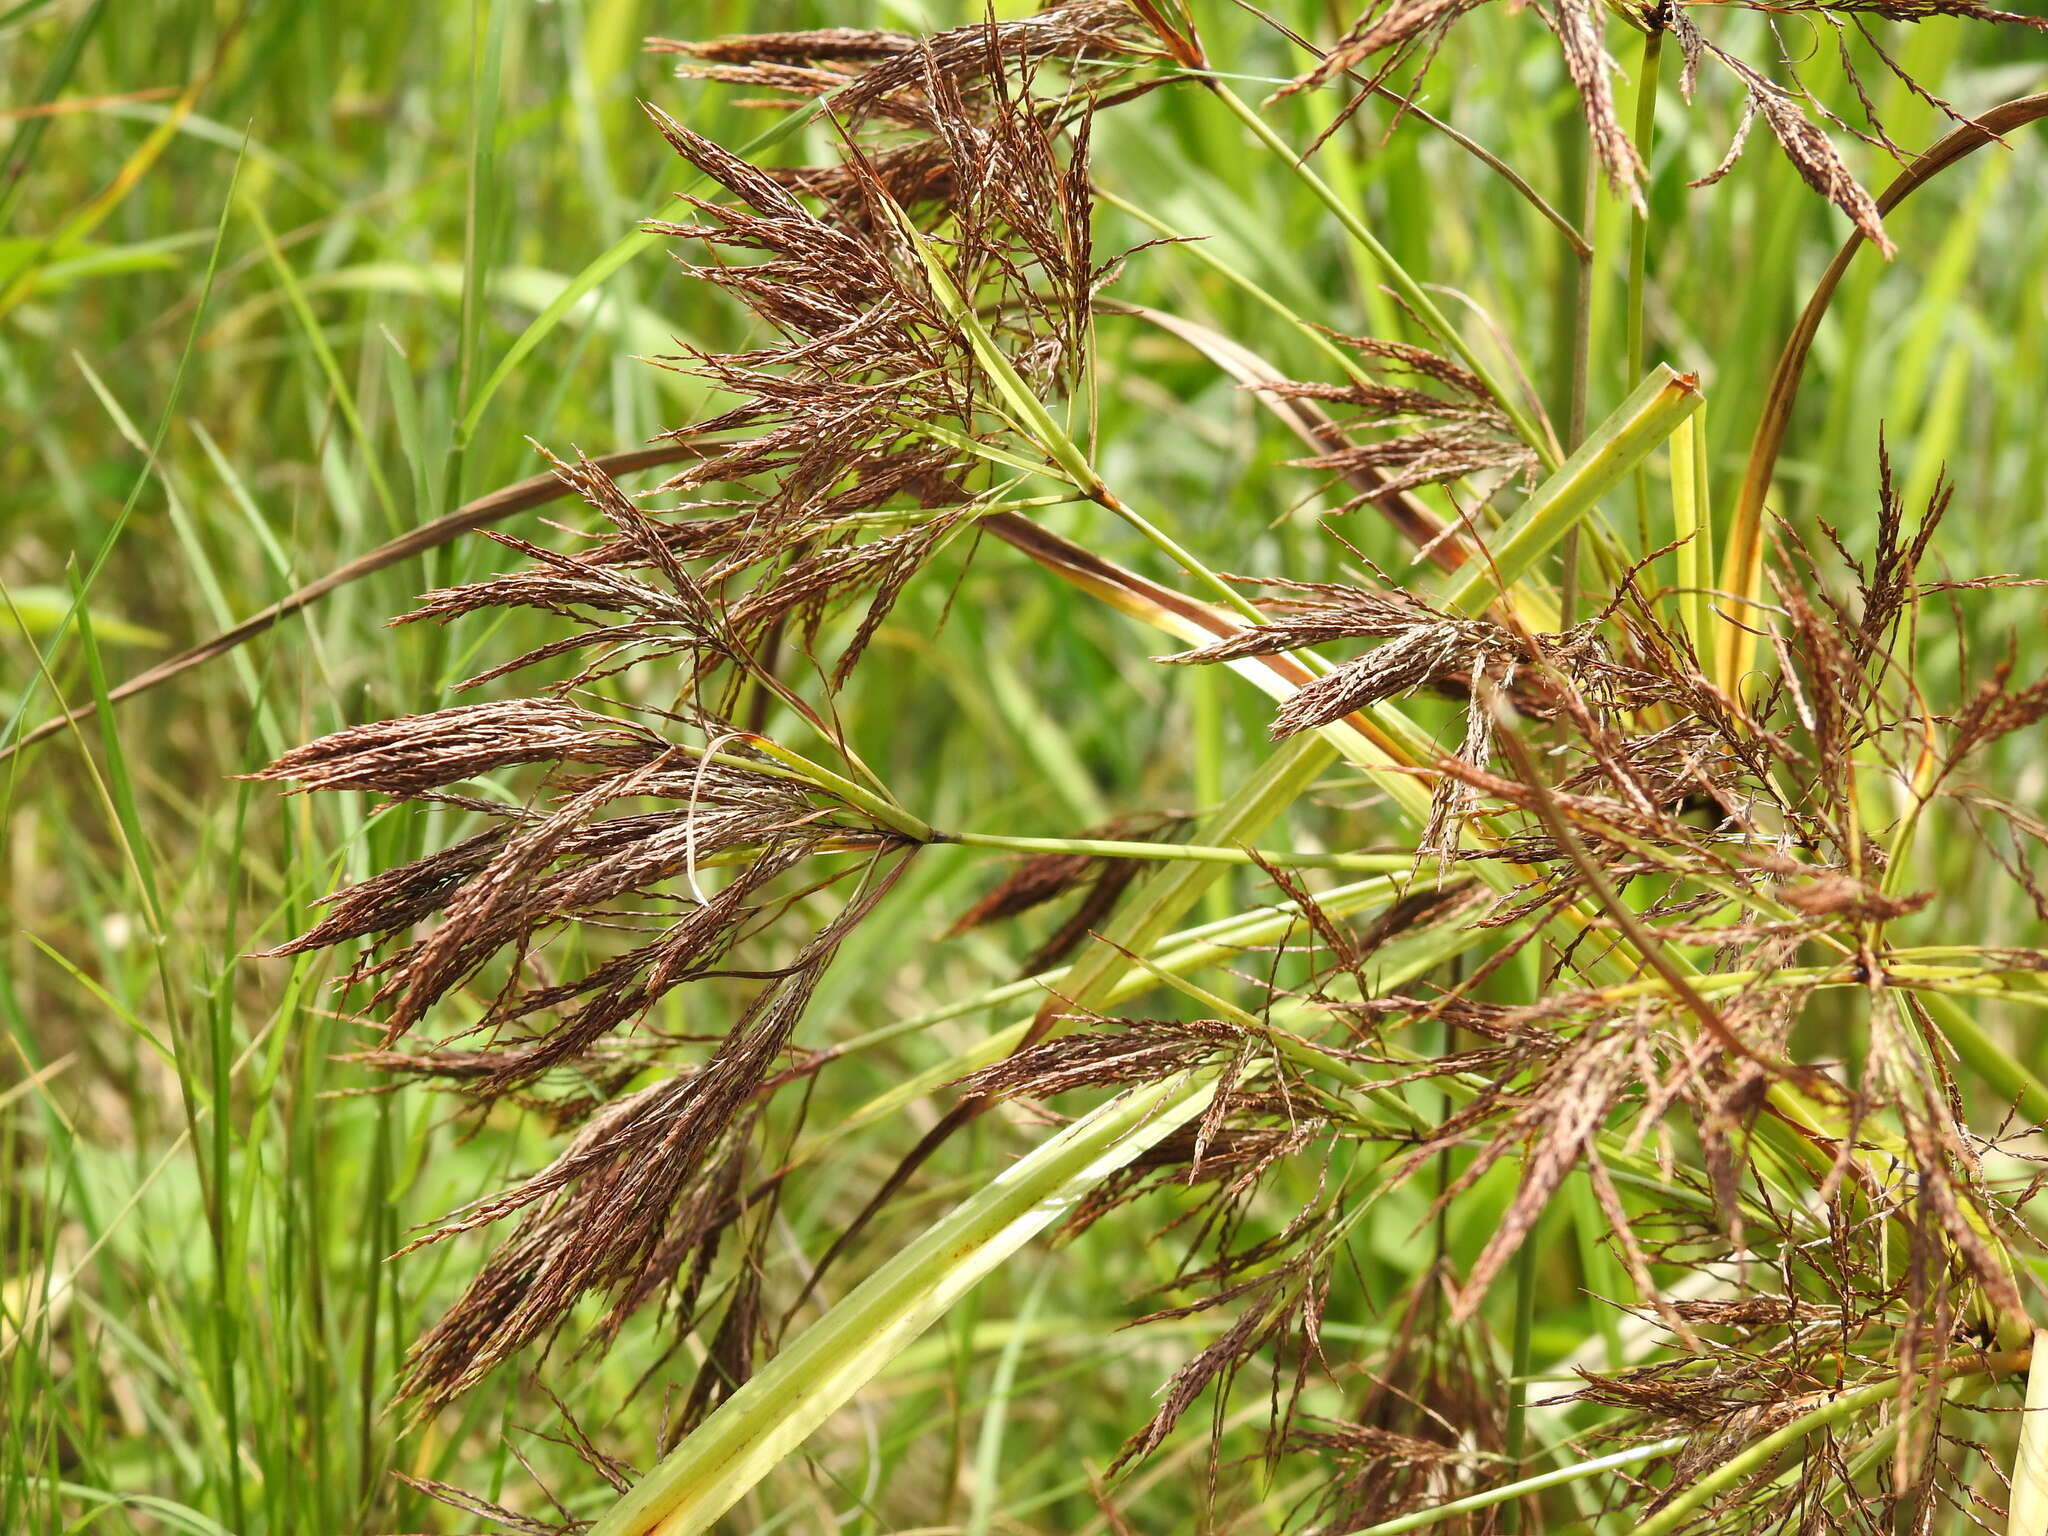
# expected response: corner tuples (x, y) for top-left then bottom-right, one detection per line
(0, 0), (106, 231)
(965, 1263), (1049, 1536)
(213, 261), (702, 408)
(38, 1481), (236, 1536)
(459, 228), (659, 437)
(1347, 1436), (1687, 1536)
(584, 1068), (1231, 1536)
(2013, 1333), (2048, 1536)
(242, 197), (400, 528)
(456, 0), (510, 443)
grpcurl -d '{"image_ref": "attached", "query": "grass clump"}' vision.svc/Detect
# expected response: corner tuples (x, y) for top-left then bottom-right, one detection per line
(7, 2), (2048, 1533)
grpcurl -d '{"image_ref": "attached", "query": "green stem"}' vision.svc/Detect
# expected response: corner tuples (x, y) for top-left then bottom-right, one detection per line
(1555, 120), (1596, 625)
(902, 217), (1269, 626)
(1190, 664), (1229, 924)
(1502, 1233), (1541, 1533)
(1097, 487), (1265, 624)
(1633, 1355), (2025, 1536)
(1625, 26), (1664, 554)
(734, 737), (932, 842)
(944, 830), (1416, 874)
(1668, 406), (1716, 677)
(2012, 1337), (2048, 1531)
(1348, 1436), (1689, 1536)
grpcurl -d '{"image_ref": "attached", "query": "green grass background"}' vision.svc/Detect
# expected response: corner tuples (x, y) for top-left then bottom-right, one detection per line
(4, 1), (2047, 1531)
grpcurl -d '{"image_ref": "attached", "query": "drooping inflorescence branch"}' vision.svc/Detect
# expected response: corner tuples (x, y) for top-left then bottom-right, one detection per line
(248, 5), (2048, 1530)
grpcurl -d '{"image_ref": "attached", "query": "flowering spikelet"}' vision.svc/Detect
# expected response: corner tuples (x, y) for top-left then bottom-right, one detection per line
(243, 5), (2048, 1527)
(1286, 0), (2046, 251)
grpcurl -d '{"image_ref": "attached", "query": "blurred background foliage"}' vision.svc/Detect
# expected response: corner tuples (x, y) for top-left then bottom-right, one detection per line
(3, 1), (2046, 1531)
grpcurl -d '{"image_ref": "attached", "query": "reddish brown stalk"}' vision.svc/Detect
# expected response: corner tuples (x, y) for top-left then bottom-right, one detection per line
(1489, 717), (1779, 1075)
(1725, 91), (2048, 676)
(1, 443), (708, 762)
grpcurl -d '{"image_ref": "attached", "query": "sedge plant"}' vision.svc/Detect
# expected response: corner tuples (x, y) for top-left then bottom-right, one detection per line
(13, 2), (2048, 1533)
